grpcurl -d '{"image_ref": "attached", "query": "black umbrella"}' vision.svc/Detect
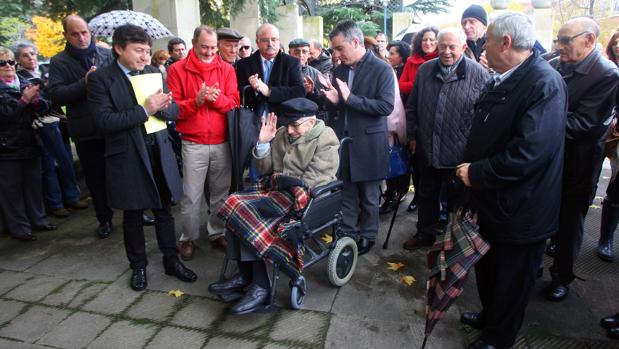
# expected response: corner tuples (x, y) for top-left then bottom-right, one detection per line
(227, 86), (260, 192)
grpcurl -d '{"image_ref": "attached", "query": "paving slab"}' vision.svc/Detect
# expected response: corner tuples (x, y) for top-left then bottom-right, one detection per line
(125, 291), (180, 322)
(4, 276), (69, 303)
(40, 280), (90, 307)
(0, 338), (50, 349)
(81, 283), (141, 315)
(68, 282), (109, 308)
(170, 297), (225, 330)
(203, 335), (260, 349)
(0, 238), (64, 272)
(0, 299), (27, 326)
(88, 320), (157, 349)
(145, 326), (207, 349)
(218, 311), (276, 337)
(0, 271), (33, 296)
(270, 309), (329, 345)
(36, 312), (111, 349)
(0, 305), (70, 342)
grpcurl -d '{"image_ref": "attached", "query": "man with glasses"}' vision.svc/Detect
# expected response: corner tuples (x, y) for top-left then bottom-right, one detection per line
(217, 28), (243, 67)
(288, 39), (324, 103)
(236, 23), (305, 120)
(238, 37), (252, 59)
(545, 17), (619, 302)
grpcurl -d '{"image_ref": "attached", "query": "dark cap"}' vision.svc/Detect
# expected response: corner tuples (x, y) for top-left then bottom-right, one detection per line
(278, 98), (318, 125)
(461, 5), (487, 27)
(217, 28), (243, 41)
(288, 38), (310, 49)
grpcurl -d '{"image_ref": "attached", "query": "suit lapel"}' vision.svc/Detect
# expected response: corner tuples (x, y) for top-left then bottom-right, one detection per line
(110, 63), (138, 110)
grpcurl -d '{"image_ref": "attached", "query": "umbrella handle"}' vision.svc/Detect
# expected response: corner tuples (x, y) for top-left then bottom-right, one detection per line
(421, 335), (428, 349)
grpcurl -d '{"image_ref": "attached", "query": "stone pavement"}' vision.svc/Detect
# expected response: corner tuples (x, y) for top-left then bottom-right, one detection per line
(1, 169), (619, 349)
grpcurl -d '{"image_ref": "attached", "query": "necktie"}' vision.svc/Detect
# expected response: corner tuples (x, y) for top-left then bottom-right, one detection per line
(129, 70), (141, 76)
(263, 60), (272, 84)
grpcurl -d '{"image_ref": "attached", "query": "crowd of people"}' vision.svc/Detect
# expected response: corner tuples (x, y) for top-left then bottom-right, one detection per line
(1, 3), (619, 348)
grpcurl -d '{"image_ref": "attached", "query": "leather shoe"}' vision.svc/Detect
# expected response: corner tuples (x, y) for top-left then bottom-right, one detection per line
(460, 312), (484, 330)
(407, 197), (417, 212)
(403, 236), (434, 250)
(67, 200), (89, 210)
(357, 238), (375, 256)
(600, 313), (619, 329)
(230, 283), (269, 315)
(50, 208), (71, 218)
(180, 241), (195, 261)
(210, 236), (227, 252)
(131, 268), (147, 291)
(208, 273), (250, 295)
(163, 258), (197, 282)
(142, 214), (155, 226)
(544, 282), (569, 302)
(97, 221), (112, 239)
(12, 233), (37, 241)
(608, 327), (619, 339)
(467, 338), (496, 349)
(33, 223), (57, 231)
(597, 243), (615, 262)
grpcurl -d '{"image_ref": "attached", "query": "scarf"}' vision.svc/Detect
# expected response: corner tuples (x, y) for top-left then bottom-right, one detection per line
(2, 75), (20, 90)
(65, 39), (97, 71)
(186, 48), (219, 78)
(438, 55), (464, 78)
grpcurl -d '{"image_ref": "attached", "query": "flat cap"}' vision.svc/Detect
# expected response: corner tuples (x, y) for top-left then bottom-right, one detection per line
(217, 28), (243, 41)
(279, 98), (318, 125)
(288, 38), (310, 49)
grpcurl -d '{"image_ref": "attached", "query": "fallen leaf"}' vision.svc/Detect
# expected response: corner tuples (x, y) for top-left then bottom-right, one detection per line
(321, 234), (333, 244)
(387, 262), (405, 271)
(168, 289), (184, 298)
(589, 204), (601, 209)
(409, 185), (415, 193)
(400, 275), (416, 286)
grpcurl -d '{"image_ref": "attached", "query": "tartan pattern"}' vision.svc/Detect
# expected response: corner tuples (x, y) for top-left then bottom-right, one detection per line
(424, 210), (490, 337)
(217, 174), (309, 278)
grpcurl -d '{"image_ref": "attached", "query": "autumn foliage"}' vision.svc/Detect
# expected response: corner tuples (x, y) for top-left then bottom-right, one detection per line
(26, 16), (64, 59)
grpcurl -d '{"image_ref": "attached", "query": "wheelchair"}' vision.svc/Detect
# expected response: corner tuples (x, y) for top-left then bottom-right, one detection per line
(216, 138), (358, 310)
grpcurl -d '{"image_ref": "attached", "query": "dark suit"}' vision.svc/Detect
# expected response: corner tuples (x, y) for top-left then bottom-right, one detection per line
(549, 49), (619, 284)
(87, 62), (182, 269)
(236, 50), (305, 116)
(329, 51), (395, 240)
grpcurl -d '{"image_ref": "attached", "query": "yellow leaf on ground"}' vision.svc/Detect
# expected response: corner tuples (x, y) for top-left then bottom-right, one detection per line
(321, 234), (333, 244)
(168, 289), (184, 298)
(387, 262), (405, 271)
(400, 275), (416, 286)
(589, 204), (601, 209)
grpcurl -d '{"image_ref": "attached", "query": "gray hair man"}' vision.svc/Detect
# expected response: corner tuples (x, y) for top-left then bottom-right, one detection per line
(455, 13), (568, 348)
(545, 17), (619, 301)
(288, 38), (324, 105)
(402, 27), (488, 251)
(321, 20), (395, 255)
(308, 39), (333, 75)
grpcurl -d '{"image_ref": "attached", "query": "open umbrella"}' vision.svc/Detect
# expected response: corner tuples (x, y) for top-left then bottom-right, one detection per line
(88, 10), (173, 39)
(421, 209), (490, 349)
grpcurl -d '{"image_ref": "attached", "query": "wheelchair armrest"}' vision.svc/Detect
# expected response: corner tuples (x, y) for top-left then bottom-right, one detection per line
(311, 180), (343, 198)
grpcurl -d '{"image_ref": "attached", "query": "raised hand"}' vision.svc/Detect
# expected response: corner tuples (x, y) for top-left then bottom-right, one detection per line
(22, 84), (40, 104)
(195, 83), (207, 107)
(144, 88), (172, 115)
(303, 75), (315, 94)
(319, 75), (339, 104)
(335, 78), (350, 102)
(258, 112), (278, 144)
(85, 66), (97, 82)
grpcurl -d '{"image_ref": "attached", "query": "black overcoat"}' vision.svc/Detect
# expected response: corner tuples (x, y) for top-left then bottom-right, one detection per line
(463, 52), (568, 245)
(87, 63), (182, 210)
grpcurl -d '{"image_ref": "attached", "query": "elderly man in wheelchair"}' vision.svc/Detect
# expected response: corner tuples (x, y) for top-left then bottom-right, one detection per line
(209, 98), (358, 314)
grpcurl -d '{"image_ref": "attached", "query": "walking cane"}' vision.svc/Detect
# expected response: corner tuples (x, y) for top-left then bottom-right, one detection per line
(382, 187), (403, 249)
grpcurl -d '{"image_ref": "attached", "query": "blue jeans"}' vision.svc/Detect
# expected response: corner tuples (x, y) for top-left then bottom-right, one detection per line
(38, 122), (81, 209)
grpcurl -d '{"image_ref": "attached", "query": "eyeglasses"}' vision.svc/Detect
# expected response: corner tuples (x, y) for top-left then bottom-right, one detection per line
(0, 60), (16, 67)
(553, 31), (590, 46)
(288, 118), (311, 129)
(240, 45), (251, 50)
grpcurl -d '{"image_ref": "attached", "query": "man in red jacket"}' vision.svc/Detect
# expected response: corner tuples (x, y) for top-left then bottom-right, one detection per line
(167, 25), (240, 260)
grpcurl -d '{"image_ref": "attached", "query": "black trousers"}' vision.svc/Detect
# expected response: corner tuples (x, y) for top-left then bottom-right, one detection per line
(74, 139), (113, 224)
(416, 157), (455, 238)
(475, 239), (545, 348)
(123, 143), (178, 269)
(0, 157), (48, 236)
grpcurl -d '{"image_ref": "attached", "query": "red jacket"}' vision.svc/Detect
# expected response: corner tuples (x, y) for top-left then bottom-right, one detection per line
(166, 50), (239, 144)
(398, 51), (438, 94)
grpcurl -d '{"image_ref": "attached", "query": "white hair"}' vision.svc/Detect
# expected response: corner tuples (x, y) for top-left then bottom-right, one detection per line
(490, 12), (535, 51)
(437, 27), (467, 45)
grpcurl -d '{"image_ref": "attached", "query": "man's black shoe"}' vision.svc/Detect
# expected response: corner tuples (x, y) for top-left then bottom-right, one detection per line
(12, 233), (37, 242)
(33, 223), (57, 231)
(467, 338), (496, 349)
(601, 313), (619, 329)
(357, 238), (375, 256)
(460, 312), (484, 329)
(131, 268), (147, 291)
(142, 214), (155, 226)
(97, 221), (112, 239)
(163, 259), (197, 282)
(544, 282), (569, 302)
(230, 284), (269, 315)
(208, 273), (249, 295)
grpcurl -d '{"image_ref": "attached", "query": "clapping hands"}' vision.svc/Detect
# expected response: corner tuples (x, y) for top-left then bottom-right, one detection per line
(195, 82), (221, 107)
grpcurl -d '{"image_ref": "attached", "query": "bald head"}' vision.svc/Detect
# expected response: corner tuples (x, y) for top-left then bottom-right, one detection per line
(63, 15), (91, 49)
(255, 23), (280, 60)
(564, 17), (600, 38)
(556, 16), (599, 64)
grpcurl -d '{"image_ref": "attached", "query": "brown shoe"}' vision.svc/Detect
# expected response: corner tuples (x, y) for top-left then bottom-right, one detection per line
(67, 200), (89, 210)
(180, 241), (195, 261)
(50, 208), (71, 218)
(402, 237), (434, 251)
(210, 236), (227, 252)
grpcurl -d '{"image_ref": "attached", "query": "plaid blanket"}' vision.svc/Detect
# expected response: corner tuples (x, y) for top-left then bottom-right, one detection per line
(217, 174), (310, 279)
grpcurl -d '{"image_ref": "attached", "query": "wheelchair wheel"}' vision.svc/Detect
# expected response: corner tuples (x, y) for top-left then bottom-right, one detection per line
(290, 285), (305, 310)
(327, 236), (358, 287)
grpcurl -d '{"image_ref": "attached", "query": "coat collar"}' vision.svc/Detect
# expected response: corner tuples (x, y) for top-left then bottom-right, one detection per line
(431, 55), (469, 82)
(488, 50), (538, 93)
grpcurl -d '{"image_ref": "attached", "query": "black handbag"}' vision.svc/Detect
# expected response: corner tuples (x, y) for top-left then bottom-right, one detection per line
(387, 137), (409, 179)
